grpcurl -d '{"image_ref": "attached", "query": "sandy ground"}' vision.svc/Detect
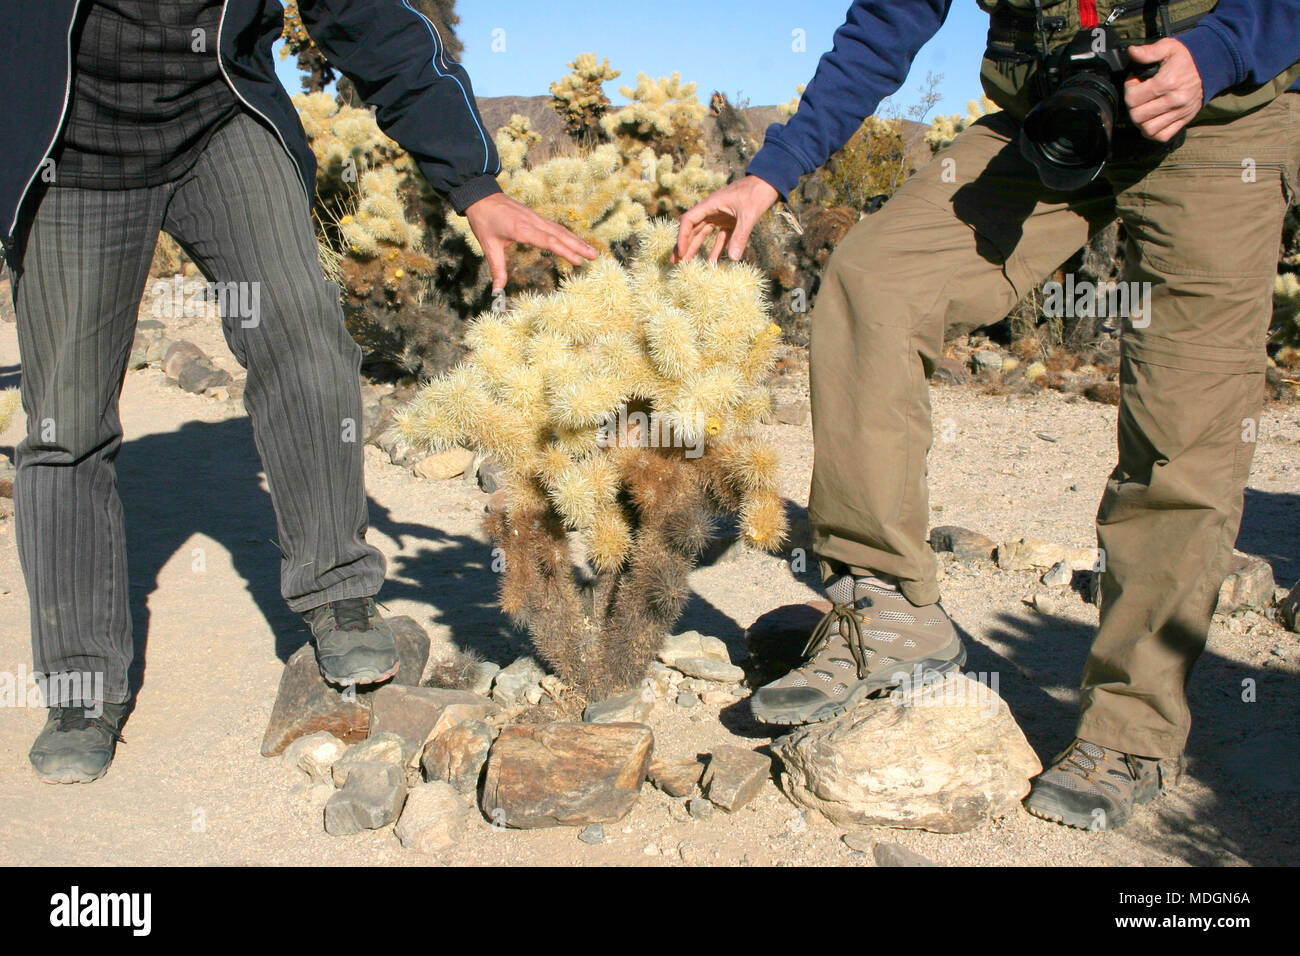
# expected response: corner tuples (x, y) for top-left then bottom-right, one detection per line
(0, 300), (1297, 868)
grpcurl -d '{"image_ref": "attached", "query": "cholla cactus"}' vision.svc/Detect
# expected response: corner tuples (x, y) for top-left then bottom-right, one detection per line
(602, 72), (708, 160)
(396, 221), (787, 697)
(549, 53), (621, 144)
(1275, 273), (1300, 347)
(926, 96), (1000, 153)
(444, 123), (724, 261)
(0, 388), (21, 434)
(778, 85), (806, 119)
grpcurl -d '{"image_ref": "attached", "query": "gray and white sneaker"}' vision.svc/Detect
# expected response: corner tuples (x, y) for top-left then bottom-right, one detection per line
(29, 701), (129, 784)
(1023, 739), (1174, 831)
(303, 597), (399, 687)
(750, 573), (966, 725)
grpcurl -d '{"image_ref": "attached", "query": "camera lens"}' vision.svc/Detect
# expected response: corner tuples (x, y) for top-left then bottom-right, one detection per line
(1020, 72), (1119, 191)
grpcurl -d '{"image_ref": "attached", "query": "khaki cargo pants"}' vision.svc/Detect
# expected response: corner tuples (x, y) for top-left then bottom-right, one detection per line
(808, 93), (1299, 759)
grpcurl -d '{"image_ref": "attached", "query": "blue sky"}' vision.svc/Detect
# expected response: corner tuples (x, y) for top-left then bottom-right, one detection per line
(274, 1), (991, 121)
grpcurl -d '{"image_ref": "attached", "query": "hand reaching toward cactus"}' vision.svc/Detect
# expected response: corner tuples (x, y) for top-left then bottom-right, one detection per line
(672, 174), (779, 265)
(463, 193), (599, 293)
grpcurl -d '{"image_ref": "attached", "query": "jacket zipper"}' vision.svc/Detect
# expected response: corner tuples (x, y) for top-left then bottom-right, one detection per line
(215, 1), (310, 206)
(7, 0), (82, 242)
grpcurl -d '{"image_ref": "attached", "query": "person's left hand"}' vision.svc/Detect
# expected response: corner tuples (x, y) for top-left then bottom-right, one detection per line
(1124, 38), (1204, 143)
(463, 192), (598, 292)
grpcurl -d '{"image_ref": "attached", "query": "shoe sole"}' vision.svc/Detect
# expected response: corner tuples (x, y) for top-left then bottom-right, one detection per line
(34, 764), (111, 785)
(1023, 785), (1162, 832)
(751, 641), (968, 726)
(319, 659), (399, 689)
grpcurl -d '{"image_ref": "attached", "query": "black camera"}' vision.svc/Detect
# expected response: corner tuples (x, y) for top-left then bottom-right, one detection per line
(1019, 26), (1165, 191)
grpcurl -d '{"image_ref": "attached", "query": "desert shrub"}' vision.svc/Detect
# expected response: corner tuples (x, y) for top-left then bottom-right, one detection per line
(395, 221), (787, 697)
(823, 115), (912, 209)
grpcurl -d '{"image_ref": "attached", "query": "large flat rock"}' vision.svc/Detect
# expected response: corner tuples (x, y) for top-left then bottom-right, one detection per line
(775, 674), (1041, 833)
(481, 722), (654, 829)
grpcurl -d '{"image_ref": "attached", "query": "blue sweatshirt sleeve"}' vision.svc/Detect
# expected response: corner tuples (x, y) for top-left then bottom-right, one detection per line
(1176, 0), (1300, 105)
(747, 0), (952, 198)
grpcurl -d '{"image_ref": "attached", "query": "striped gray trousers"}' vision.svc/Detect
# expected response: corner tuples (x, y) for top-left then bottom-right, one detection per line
(6, 112), (386, 705)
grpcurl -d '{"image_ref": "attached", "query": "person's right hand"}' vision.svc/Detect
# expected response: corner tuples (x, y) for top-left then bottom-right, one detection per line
(672, 175), (779, 264)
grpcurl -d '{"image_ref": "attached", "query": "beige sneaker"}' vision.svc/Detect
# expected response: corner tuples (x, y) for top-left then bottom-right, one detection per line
(750, 573), (966, 725)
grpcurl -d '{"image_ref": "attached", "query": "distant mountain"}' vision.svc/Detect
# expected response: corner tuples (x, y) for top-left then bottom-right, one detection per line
(475, 95), (932, 171)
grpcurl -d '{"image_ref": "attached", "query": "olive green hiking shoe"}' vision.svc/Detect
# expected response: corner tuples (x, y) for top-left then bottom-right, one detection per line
(1023, 739), (1174, 831)
(750, 573), (966, 725)
(29, 701), (129, 784)
(304, 596), (399, 688)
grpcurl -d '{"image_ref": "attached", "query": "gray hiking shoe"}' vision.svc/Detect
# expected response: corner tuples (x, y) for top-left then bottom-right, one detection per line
(303, 596), (399, 688)
(29, 701), (129, 784)
(1023, 739), (1173, 831)
(750, 573), (966, 725)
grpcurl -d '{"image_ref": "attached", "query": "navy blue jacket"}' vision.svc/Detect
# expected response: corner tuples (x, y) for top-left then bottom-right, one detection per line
(749, 0), (1300, 198)
(0, 0), (502, 248)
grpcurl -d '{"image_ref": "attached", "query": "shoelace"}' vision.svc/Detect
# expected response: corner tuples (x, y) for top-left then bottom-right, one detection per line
(802, 600), (873, 679)
(53, 707), (125, 744)
(1058, 740), (1139, 784)
(331, 598), (372, 632)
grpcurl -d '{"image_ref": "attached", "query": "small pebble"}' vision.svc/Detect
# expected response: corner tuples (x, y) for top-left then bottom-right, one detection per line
(578, 823), (604, 845)
(687, 797), (713, 820)
(675, 690), (699, 709)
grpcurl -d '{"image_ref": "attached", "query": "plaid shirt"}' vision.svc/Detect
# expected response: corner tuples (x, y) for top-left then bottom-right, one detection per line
(53, 0), (240, 189)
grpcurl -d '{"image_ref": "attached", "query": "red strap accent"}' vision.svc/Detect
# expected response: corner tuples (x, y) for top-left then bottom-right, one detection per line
(1080, 0), (1099, 27)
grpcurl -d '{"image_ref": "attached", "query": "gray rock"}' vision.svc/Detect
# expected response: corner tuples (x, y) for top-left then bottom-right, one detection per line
(393, 781), (469, 853)
(477, 457), (506, 494)
(929, 526), (996, 564)
(469, 661), (501, 697)
(841, 832), (874, 853)
(331, 733), (405, 787)
(644, 661), (678, 697)
(175, 357), (233, 394)
(324, 762), (407, 836)
(377, 427), (422, 469)
(367, 684), (495, 766)
(578, 823), (605, 845)
(970, 350), (1003, 374)
(670, 656), (745, 684)
(873, 842), (938, 867)
(775, 674), (1042, 833)
(1030, 592), (1058, 615)
(1280, 580), (1300, 633)
(687, 797), (713, 820)
(702, 746), (771, 812)
(675, 690), (699, 709)
(1216, 552), (1276, 614)
(281, 731), (347, 785)
(657, 631), (731, 667)
(929, 358), (968, 385)
(420, 719), (493, 793)
(1041, 560), (1073, 588)
(491, 656), (546, 705)
(162, 340), (206, 378)
(773, 399), (810, 426)
(584, 688), (654, 724)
